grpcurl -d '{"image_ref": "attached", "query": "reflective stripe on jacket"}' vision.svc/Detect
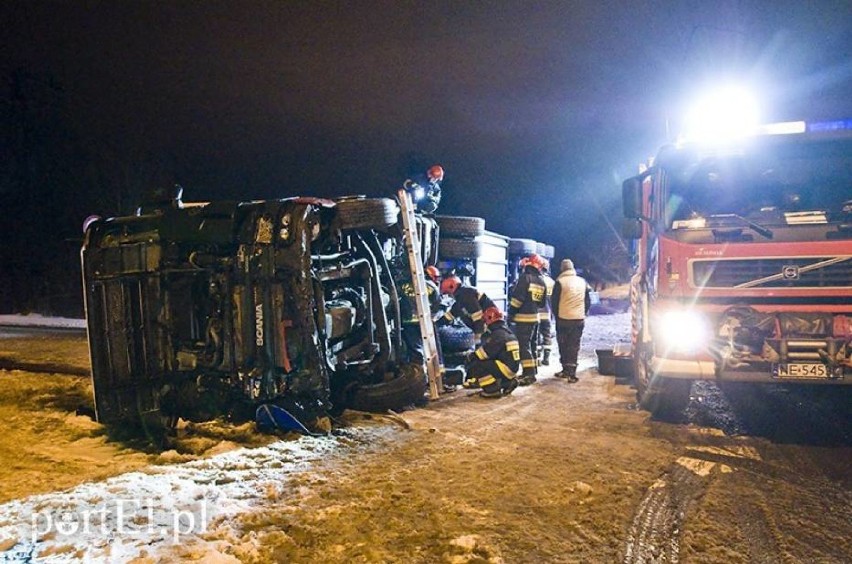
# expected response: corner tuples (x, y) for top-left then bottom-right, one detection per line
(508, 267), (546, 324)
(471, 320), (520, 375)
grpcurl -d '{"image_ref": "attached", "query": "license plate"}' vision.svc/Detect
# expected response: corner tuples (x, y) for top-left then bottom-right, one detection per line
(773, 363), (829, 379)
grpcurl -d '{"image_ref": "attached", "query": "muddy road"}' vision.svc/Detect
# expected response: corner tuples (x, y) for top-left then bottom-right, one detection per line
(0, 315), (850, 562)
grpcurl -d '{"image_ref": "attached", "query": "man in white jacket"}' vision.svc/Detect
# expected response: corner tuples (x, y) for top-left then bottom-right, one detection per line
(550, 259), (591, 382)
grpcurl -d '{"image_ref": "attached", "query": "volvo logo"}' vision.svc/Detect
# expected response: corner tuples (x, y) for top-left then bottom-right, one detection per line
(782, 265), (800, 280)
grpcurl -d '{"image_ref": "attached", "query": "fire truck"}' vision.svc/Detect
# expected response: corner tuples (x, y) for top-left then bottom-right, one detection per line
(621, 118), (852, 415)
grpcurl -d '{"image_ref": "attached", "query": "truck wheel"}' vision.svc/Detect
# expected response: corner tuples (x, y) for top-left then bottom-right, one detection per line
(438, 325), (475, 352)
(439, 238), (484, 259)
(435, 215), (485, 238)
(635, 348), (691, 419)
(508, 238), (537, 256)
(347, 363), (427, 413)
(335, 197), (399, 230)
(638, 377), (692, 420)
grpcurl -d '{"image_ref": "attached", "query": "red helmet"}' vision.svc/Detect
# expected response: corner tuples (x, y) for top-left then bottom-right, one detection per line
(425, 265), (440, 283)
(427, 165), (444, 182)
(518, 257), (529, 269)
(440, 275), (462, 295)
(526, 253), (546, 271)
(483, 306), (504, 325)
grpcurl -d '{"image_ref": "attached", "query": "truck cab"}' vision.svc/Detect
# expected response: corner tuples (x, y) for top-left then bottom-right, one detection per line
(82, 193), (431, 431)
(622, 120), (852, 414)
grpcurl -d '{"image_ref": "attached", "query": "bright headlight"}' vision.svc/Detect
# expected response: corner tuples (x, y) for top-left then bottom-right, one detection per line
(658, 310), (712, 353)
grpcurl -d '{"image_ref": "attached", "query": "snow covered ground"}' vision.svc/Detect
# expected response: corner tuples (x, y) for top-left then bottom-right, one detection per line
(0, 313), (633, 563)
(0, 424), (402, 563)
(0, 315), (85, 330)
(1, 311), (849, 563)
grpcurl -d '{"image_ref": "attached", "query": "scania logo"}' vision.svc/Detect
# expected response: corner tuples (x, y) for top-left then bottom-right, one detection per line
(255, 303), (264, 346)
(782, 265), (799, 280)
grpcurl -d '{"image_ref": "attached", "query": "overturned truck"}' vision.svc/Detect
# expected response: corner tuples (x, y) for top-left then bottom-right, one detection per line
(82, 193), (435, 431)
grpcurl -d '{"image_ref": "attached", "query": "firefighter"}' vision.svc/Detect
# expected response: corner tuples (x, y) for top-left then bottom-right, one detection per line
(403, 165), (444, 214)
(424, 265), (446, 365)
(438, 275), (495, 345)
(538, 259), (556, 366)
(508, 254), (547, 385)
(464, 306), (520, 398)
(551, 258), (592, 382)
(425, 264), (440, 285)
(398, 264), (444, 365)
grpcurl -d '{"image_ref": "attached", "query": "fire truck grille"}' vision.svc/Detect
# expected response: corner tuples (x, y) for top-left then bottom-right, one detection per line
(693, 257), (852, 289)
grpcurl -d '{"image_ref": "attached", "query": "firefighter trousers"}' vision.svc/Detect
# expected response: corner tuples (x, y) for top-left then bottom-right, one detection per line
(513, 321), (539, 377)
(467, 360), (516, 394)
(539, 317), (553, 353)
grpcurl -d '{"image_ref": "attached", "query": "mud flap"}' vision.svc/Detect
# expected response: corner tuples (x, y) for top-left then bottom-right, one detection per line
(255, 404), (323, 436)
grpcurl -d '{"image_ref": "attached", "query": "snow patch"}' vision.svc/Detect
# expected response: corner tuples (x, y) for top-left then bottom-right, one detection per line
(0, 426), (398, 562)
(0, 315), (86, 330)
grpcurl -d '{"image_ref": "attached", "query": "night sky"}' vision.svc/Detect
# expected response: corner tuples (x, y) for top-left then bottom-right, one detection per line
(2, 1), (852, 311)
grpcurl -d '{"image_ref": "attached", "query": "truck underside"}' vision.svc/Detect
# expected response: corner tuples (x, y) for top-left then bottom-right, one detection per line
(82, 196), (426, 431)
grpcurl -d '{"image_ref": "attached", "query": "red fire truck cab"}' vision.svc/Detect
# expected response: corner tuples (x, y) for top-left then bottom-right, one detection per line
(622, 119), (852, 415)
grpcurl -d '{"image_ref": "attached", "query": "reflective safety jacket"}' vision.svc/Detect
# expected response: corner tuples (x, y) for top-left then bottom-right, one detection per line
(472, 320), (521, 377)
(551, 270), (591, 321)
(400, 279), (442, 325)
(508, 266), (547, 324)
(443, 285), (495, 336)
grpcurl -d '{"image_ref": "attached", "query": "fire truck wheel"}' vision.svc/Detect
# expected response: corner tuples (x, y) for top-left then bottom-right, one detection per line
(439, 238), (484, 259)
(638, 377), (692, 420)
(347, 363), (427, 413)
(335, 197), (399, 230)
(435, 215), (485, 238)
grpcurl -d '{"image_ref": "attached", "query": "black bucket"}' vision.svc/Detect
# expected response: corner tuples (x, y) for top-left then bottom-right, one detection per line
(613, 343), (634, 379)
(596, 349), (616, 375)
(614, 355), (634, 379)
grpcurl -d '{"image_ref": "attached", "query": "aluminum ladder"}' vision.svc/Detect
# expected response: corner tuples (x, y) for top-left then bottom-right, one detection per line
(397, 189), (443, 399)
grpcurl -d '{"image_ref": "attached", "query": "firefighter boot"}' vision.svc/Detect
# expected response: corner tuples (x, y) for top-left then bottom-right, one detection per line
(517, 373), (537, 386)
(501, 377), (519, 396)
(565, 364), (578, 383)
(541, 348), (551, 366)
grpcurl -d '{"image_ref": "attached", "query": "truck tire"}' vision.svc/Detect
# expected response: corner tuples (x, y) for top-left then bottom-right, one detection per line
(638, 377), (692, 420)
(439, 238), (484, 259)
(335, 197), (399, 230)
(348, 363), (427, 413)
(438, 325), (475, 352)
(508, 238), (537, 256)
(435, 215), (485, 238)
(634, 329), (691, 420)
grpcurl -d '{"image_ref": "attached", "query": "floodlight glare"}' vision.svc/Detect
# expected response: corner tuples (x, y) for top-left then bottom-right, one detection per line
(681, 86), (760, 143)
